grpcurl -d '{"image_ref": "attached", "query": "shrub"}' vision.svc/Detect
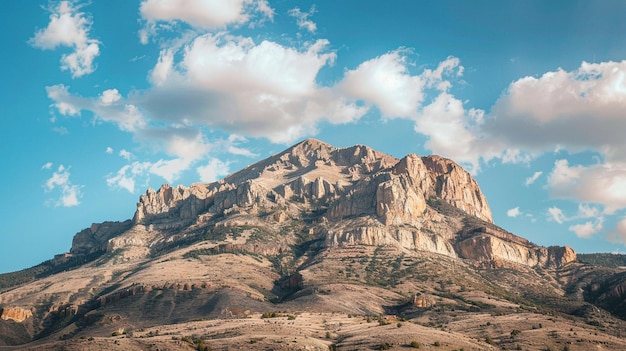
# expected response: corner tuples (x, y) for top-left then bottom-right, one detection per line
(485, 336), (495, 345)
(409, 340), (420, 348)
(511, 329), (521, 336)
(377, 343), (391, 350)
(433, 341), (441, 347)
(397, 322), (402, 328)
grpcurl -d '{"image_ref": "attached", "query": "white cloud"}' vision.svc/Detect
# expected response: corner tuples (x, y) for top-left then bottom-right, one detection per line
(489, 61), (626, 155)
(105, 147), (113, 154)
(43, 164), (82, 207)
(42, 162), (53, 170)
(139, 34), (368, 143)
(149, 158), (193, 183)
(197, 158), (230, 183)
(507, 207), (521, 218)
(607, 217), (626, 245)
(340, 50), (425, 118)
(139, 0), (274, 43)
(29, 1), (100, 77)
(525, 171), (543, 186)
(47, 85), (146, 132)
(547, 206), (566, 224)
(100, 89), (122, 106)
(119, 149), (133, 161)
(106, 162), (151, 193)
(569, 219), (604, 238)
(547, 159), (626, 214)
(288, 6), (317, 33)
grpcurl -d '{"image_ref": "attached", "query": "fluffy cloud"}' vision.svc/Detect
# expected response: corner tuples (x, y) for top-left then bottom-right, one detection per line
(569, 220), (604, 238)
(288, 6), (317, 33)
(47, 85), (146, 132)
(138, 34), (368, 143)
(197, 158), (230, 182)
(489, 61), (626, 153)
(548, 206), (566, 224)
(340, 50), (426, 118)
(139, 0), (274, 43)
(30, 1), (100, 77)
(106, 162), (151, 193)
(547, 159), (626, 214)
(43, 164), (82, 207)
(525, 171), (543, 186)
(507, 207), (521, 218)
(546, 203), (604, 238)
(119, 149), (133, 161)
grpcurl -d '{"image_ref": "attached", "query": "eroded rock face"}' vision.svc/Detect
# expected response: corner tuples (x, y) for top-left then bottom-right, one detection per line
(456, 229), (577, 268)
(326, 223), (457, 258)
(0, 307), (32, 322)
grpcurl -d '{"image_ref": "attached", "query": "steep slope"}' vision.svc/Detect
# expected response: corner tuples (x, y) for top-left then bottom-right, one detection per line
(2, 138), (625, 350)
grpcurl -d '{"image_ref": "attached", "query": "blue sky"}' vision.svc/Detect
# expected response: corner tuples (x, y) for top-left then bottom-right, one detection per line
(2, 0), (626, 273)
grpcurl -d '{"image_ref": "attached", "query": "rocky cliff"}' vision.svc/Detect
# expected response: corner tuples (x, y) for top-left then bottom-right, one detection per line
(0, 307), (32, 322)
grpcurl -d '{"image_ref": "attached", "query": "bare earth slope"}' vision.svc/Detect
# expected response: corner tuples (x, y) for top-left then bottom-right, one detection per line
(1, 139), (626, 350)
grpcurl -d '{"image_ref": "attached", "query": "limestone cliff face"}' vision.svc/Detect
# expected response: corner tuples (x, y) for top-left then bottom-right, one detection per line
(326, 223), (457, 258)
(70, 221), (132, 255)
(0, 307), (32, 322)
(328, 153), (492, 226)
(456, 227), (577, 268)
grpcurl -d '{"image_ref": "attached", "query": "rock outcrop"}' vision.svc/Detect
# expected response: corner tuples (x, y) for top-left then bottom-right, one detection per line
(456, 227), (576, 268)
(0, 307), (32, 322)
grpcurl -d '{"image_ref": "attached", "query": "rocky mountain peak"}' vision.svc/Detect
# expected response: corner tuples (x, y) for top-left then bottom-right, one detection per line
(72, 139), (574, 270)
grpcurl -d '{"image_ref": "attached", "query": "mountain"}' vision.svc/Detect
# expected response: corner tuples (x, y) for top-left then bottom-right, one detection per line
(1, 139), (626, 350)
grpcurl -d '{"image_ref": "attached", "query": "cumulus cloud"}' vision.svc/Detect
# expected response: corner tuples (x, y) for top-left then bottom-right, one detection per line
(43, 164), (83, 207)
(105, 147), (114, 154)
(47, 85), (146, 132)
(197, 158), (230, 183)
(507, 207), (521, 218)
(569, 220), (604, 238)
(139, 0), (274, 43)
(547, 159), (626, 214)
(288, 6), (317, 33)
(525, 171), (543, 186)
(30, 1), (100, 77)
(119, 149), (133, 161)
(106, 162), (151, 193)
(546, 203), (604, 238)
(548, 206), (566, 224)
(340, 50), (426, 118)
(489, 61), (626, 155)
(138, 34), (368, 143)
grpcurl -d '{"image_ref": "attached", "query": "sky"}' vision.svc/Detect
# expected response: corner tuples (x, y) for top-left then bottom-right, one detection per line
(2, 0), (626, 273)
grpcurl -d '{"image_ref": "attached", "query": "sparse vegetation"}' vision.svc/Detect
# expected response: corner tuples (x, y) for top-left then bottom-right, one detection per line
(410, 340), (420, 348)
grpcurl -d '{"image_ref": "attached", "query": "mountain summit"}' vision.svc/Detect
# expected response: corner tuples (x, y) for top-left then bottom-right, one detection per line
(1, 139), (625, 350)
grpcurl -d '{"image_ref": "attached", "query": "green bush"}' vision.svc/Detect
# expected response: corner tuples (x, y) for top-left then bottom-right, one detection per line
(409, 340), (420, 348)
